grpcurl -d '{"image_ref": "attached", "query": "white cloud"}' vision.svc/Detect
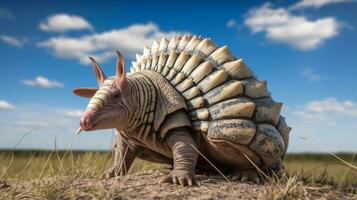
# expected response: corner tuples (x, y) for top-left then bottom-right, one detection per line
(226, 19), (237, 28)
(291, 0), (356, 9)
(38, 22), (183, 64)
(39, 14), (93, 33)
(22, 76), (64, 88)
(64, 110), (83, 118)
(13, 120), (49, 127)
(0, 104), (114, 150)
(0, 35), (25, 48)
(286, 98), (357, 152)
(0, 8), (14, 19)
(302, 68), (325, 81)
(0, 100), (15, 110)
(2, 100), (357, 152)
(292, 98), (357, 120)
(244, 3), (340, 50)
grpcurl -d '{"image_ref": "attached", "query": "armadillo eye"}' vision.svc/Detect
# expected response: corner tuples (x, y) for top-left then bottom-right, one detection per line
(114, 93), (120, 98)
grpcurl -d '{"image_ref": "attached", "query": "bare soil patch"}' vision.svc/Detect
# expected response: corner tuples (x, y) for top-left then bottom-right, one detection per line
(2, 169), (355, 199)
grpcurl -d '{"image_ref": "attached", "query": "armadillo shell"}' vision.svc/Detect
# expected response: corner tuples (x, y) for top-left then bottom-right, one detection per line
(187, 97), (205, 110)
(249, 124), (284, 167)
(173, 52), (190, 72)
(171, 72), (186, 86)
(181, 55), (202, 76)
(166, 51), (178, 70)
(189, 61), (214, 84)
(177, 35), (192, 52)
(277, 116), (291, 158)
(197, 70), (228, 93)
(167, 35), (181, 52)
(207, 45), (234, 67)
(192, 120), (209, 132)
(176, 79), (193, 93)
(151, 55), (159, 71)
(159, 38), (169, 52)
(218, 59), (255, 79)
(193, 38), (217, 59)
(151, 40), (159, 55)
(253, 97), (283, 125)
(242, 79), (270, 98)
(166, 69), (177, 81)
(189, 108), (209, 120)
(182, 86), (201, 101)
(130, 35), (289, 166)
(209, 98), (255, 120)
(157, 53), (168, 73)
(204, 80), (244, 105)
(208, 119), (256, 145)
(185, 35), (202, 53)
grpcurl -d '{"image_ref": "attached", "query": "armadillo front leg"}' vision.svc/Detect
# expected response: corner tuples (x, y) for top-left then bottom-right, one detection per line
(102, 131), (140, 179)
(159, 127), (199, 186)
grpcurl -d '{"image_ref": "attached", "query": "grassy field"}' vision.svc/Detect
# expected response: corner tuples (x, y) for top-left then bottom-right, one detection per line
(0, 150), (356, 199)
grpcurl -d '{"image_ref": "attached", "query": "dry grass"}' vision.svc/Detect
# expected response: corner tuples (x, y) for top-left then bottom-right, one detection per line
(260, 176), (356, 200)
(0, 150), (356, 199)
(284, 153), (357, 188)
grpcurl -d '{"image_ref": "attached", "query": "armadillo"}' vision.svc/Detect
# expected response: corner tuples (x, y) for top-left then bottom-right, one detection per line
(73, 35), (291, 186)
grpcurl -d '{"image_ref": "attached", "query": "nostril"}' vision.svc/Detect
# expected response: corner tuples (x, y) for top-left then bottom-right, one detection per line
(80, 112), (93, 129)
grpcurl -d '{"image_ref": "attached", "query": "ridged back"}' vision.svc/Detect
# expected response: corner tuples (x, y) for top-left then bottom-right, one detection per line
(129, 35), (291, 163)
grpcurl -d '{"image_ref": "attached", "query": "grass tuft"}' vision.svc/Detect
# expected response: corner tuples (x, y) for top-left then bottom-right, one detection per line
(0, 150), (356, 199)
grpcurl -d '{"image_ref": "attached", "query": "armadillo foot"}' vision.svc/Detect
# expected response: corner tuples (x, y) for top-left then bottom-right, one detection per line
(227, 169), (261, 183)
(101, 167), (115, 180)
(159, 171), (201, 187)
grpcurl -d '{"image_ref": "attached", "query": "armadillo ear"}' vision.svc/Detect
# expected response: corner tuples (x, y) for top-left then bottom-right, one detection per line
(73, 88), (98, 98)
(115, 50), (127, 89)
(89, 57), (106, 86)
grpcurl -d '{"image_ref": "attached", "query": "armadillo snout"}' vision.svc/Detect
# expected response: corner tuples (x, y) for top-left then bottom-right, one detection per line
(80, 110), (95, 130)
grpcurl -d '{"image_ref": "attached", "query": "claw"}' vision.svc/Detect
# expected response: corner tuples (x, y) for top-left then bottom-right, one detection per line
(159, 173), (200, 187)
(194, 179), (201, 186)
(240, 175), (248, 182)
(187, 176), (193, 186)
(101, 167), (115, 180)
(232, 174), (241, 181)
(229, 169), (262, 183)
(178, 177), (185, 186)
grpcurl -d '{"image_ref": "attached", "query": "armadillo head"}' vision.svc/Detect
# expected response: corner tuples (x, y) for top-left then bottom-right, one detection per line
(73, 51), (129, 135)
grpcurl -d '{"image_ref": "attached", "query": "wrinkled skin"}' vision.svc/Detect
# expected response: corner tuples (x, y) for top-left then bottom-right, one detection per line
(73, 51), (202, 186)
(159, 127), (199, 186)
(100, 127), (201, 186)
(73, 51), (281, 186)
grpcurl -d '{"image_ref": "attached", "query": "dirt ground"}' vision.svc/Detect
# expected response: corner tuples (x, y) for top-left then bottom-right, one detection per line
(2, 169), (356, 200)
(102, 170), (266, 200)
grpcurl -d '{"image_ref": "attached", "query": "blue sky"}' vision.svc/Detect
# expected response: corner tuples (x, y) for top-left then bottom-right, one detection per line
(0, 0), (356, 152)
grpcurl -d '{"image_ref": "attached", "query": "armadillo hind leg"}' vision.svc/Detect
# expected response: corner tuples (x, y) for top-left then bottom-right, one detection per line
(206, 119), (285, 170)
(202, 132), (263, 170)
(205, 133), (283, 180)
